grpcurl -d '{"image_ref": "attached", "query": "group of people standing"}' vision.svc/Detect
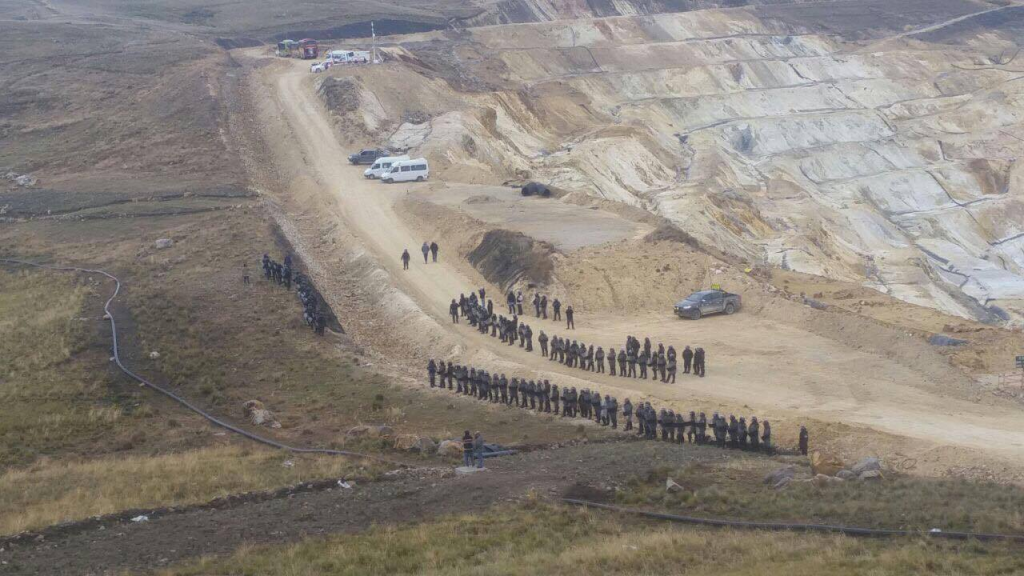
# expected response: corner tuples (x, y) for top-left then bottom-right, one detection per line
(426, 360), (801, 455)
(541, 335), (705, 382)
(448, 288), (708, 381)
(261, 253), (328, 336)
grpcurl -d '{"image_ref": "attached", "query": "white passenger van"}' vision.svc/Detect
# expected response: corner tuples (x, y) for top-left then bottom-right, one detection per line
(381, 158), (429, 183)
(363, 155), (409, 179)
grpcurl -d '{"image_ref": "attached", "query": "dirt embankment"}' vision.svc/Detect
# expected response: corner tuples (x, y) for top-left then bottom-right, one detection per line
(467, 229), (555, 291)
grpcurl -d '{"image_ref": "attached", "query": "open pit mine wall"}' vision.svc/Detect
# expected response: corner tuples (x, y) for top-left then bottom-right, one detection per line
(372, 5), (1024, 325)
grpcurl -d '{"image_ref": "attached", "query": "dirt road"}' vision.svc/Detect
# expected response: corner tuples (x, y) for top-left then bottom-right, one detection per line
(1, 442), (727, 575)
(259, 61), (1024, 475)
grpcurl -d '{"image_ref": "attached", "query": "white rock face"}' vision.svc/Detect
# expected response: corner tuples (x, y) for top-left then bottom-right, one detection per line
(414, 10), (1024, 322)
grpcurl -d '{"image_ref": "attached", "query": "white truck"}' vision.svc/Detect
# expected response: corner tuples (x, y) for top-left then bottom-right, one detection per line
(363, 155), (409, 179)
(329, 50), (371, 65)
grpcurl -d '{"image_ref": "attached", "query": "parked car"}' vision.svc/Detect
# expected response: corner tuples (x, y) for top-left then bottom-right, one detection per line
(310, 60), (330, 73)
(363, 155), (409, 179)
(674, 289), (741, 319)
(381, 158), (429, 183)
(348, 148), (389, 165)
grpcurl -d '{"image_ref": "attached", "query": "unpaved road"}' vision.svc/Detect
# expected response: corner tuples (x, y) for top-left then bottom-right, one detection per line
(258, 60), (1024, 474)
(1, 441), (731, 575)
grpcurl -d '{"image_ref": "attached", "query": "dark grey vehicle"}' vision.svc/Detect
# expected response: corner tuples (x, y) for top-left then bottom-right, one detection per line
(674, 289), (741, 320)
(348, 148), (390, 165)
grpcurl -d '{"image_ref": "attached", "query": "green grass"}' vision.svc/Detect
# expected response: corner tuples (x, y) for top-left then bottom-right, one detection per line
(616, 461), (1024, 536)
(159, 503), (1024, 576)
(0, 268), (146, 466)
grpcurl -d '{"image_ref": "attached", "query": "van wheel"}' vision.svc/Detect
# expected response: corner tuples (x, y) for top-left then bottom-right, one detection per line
(725, 303), (735, 315)
(416, 176), (424, 182)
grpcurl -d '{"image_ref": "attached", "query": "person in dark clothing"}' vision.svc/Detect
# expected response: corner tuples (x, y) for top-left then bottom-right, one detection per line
(552, 298), (561, 321)
(533, 293), (541, 317)
(682, 346), (694, 374)
(506, 291), (516, 315)
(446, 362), (455, 389)
(762, 420), (772, 453)
(565, 305), (574, 329)
(401, 249), (411, 270)
(540, 295), (548, 319)
(242, 262), (250, 286)
(430, 241), (439, 262)
(473, 431), (485, 468)
(693, 347), (706, 377)
(799, 426), (809, 456)
(450, 299), (459, 323)
(428, 359), (437, 387)
(748, 417), (760, 451)
(608, 348), (617, 376)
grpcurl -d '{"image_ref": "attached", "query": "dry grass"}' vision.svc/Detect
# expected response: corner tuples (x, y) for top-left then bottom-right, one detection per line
(0, 445), (374, 536)
(160, 503), (1024, 576)
(616, 461), (1024, 536)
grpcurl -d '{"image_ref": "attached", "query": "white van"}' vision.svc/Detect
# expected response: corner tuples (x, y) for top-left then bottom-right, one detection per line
(363, 155), (409, 179)
(381, 158), (429, 183)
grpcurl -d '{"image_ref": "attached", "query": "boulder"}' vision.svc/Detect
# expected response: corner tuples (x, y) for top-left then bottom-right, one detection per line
(154, 238), (174, 249)
(394, 434), (421, 451)
(812, 473), (843, 487)
(15, 174), (37, 187)
(242, 400), (281, 428)
(851, 457), (881, 476)
(149, 351), (160, 360)
(521, 181), (551, 197)
(836, 469), (856, 481)
(437, 439), (463, 457)
(810, 451), (844, 477)
(772, 477), (792, 490)
(858, 469), (883, 482)
(418, 436), (437, 454)
(763, 466), (796, 486)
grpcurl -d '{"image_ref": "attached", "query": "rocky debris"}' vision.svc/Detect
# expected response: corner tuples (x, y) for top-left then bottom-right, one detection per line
(763, 465), (796, 487)
(148, 351), (160, 360)
(810, 451), (844, 477)
(154, 238), (174, 249)
(393, 434), (437, 454)
(345, 424), (393, 438)
(4, 171), (37, 188)
(772, 476), (792, 490)
(241, 400), (281, 429)
(858, 469), (883, 481)
(850, 457), (882, 476)
(436, 439), (463, 457)
(665, 478), (686, 493)
(928, 334), (968, 346)
(812, 473), (844, 486)
(455, 465), (485, 475)
(836, 469), (856, 481)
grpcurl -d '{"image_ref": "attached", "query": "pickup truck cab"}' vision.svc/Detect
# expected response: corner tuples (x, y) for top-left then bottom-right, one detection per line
(348, 148), (389, 165)
(674, 289), (741, 320)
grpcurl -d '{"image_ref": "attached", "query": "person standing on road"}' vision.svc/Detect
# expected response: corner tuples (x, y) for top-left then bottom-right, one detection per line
(450, 299), (460, 323)
(401, 249), (411, 270)
(506, 290), (516, 315)
(694, 347), (706, 377)
(533, 293), (541, 317)
(565, 305), (574, 329)
(516, 290), (524, 315)
(540, 295), (548, 319)
(430, 241), (439, 262)
(552, 298), (561, 321)
(242, 262), (250, 286)
(762, 420), (772, 453)
(682, 346), (694, 374)
(623, 398), (633, 431)
(428, 359), (437, 388)
(421, 242), (430, 264)
(799, 425), (809, 456)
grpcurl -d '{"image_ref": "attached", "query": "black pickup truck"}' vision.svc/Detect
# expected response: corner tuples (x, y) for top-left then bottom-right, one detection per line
(674, 289), (741, 320)
(348, 148), (390, 165)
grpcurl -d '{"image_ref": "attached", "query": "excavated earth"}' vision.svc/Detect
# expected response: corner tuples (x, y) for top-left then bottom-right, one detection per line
(229, 2), (1024, 488)
(318, 0), (1024, 325)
